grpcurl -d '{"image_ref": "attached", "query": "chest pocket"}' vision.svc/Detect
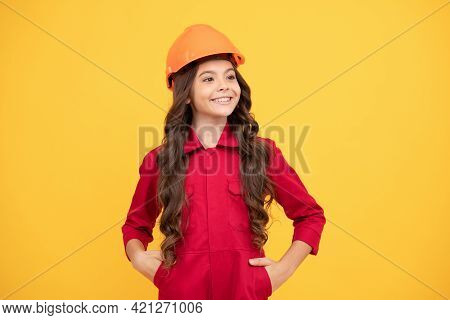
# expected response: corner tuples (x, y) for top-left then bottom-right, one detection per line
(181, 183), (195, 233)
(186, 183), (194, 200)
(227, 178), (250, 232)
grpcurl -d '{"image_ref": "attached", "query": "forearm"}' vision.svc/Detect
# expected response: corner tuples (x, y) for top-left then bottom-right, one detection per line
(126, 239), (146, 264)
(278, 240), (312, 277)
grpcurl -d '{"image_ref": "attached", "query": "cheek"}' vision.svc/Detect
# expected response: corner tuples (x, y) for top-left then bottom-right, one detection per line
(196, 85), (213, 100)
(192, 82), (210, 98)
(232, 83), (241, 96)
(193, 90), (213, 111)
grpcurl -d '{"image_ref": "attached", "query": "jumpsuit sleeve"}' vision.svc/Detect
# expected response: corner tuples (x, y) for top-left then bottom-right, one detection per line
(266, 138), (326, 255)
(121, 150), (160, 261)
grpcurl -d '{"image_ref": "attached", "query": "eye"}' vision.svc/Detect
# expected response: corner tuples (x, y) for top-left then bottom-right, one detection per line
(202, 74), (236, 82)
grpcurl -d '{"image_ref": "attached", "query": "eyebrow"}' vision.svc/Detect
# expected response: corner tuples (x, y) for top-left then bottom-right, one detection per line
(198, 68), (235, 78)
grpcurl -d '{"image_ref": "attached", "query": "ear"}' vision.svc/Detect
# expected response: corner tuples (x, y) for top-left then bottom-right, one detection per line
(185, 99), (191, 104)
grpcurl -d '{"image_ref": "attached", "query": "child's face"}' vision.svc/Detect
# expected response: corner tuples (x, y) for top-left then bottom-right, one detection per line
(189, 59), (241, 119)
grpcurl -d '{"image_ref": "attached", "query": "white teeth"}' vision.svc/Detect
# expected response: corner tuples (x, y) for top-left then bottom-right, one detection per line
(211, 97), (232, 102)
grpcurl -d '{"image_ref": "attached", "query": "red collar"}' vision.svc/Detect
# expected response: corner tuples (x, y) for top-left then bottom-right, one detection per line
(183, 121), (239, 154)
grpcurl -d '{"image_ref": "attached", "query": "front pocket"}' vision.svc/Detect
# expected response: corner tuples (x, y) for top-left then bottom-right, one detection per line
(261, 266), (273, 298)
(253, 266), (272, 299)
(153, 261), (163, 288)
(227, 179), (250, 232)
(153, 261), (170, 289)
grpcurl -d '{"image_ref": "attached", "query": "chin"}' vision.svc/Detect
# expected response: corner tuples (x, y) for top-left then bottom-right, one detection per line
(205, 103), (235, 117)
(208, 111), (231, 118)
(212, 106), (236, 117)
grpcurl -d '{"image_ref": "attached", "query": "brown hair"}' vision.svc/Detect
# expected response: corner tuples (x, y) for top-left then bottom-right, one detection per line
(156, 53), (276, 268)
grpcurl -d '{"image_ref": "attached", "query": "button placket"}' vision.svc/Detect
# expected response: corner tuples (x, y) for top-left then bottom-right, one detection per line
(204, 148), (214, 299)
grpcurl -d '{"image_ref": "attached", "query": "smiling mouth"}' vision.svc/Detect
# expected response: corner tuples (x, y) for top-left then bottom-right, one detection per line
(210, 97), (233, 104)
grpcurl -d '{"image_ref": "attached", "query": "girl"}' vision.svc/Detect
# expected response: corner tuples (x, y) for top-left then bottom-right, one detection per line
(122, 24), (326, 300)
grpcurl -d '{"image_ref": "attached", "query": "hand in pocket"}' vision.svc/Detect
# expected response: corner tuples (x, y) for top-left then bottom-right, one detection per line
(132, 250), (163, 283)
(249, 256), (288, 294)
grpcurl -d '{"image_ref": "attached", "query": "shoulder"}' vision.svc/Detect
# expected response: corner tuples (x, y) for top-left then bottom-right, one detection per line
(256, 136), (290, 174)
(256, 136), (278, 156)
(139, 144), (163, 175)
(256, 135), (274, 146)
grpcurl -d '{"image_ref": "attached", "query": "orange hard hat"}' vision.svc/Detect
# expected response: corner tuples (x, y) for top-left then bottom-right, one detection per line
(165, 24), (245, 90)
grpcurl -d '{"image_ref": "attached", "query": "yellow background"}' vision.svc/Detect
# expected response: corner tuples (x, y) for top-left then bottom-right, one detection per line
(1, 0), (449, 299)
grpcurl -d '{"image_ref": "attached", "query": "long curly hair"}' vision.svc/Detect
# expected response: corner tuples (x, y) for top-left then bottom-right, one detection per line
(156, 53), (276, 268)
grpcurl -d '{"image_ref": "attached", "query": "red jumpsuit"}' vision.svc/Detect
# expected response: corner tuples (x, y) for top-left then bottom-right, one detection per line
(122, 121), (326, 300)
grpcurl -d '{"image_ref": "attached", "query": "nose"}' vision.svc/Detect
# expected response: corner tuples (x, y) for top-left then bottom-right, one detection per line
(217, 77), (229, 92)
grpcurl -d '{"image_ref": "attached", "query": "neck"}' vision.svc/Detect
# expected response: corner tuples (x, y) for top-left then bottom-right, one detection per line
(191, 115), (227, 149)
